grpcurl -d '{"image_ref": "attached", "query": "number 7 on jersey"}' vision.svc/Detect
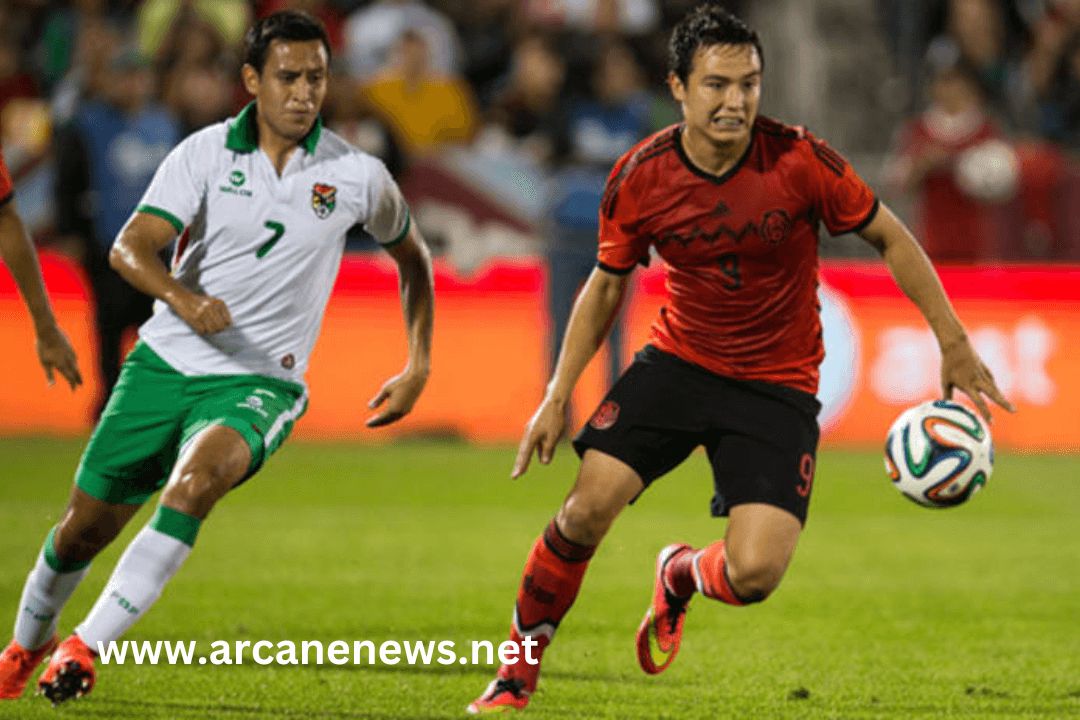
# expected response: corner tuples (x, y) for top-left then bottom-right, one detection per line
(257, 221), (285, 258)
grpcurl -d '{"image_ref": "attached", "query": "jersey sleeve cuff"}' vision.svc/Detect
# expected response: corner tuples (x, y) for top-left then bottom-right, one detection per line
(831, 197), (880, 236)
(379, 210), (410, 248)
(137, 204), (185, 234)
(597, 259), (641, 275)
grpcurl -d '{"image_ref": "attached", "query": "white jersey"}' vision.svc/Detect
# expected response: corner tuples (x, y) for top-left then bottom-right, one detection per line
(131, 103), (409, 387)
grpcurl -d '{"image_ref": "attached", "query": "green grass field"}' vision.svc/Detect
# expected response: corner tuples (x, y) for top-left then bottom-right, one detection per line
(0, 437), (1077, 719)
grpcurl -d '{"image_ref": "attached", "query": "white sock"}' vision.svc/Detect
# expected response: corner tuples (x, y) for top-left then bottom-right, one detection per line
(13, 550), (90, 651)
(74, 527), (191, 651)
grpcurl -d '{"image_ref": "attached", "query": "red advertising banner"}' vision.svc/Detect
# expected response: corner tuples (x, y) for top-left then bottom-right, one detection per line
(0, 254), (1076, 450)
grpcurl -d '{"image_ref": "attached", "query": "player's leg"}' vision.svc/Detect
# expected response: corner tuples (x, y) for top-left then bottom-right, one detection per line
(37, 425), (251, 706)
(468, 450), (644, 713)
(683, 502), (803, 604)
(6, 344), (187, 702)
(71, 424), (250, 647)
(471, 346), (704, 712)
(646, 385), (818, 673)
(0, 490), (141, 700)
(41, 375), (307, 704)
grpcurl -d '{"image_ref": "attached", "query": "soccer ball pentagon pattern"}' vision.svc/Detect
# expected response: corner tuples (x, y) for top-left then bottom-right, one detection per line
(884, 399), (993, 508)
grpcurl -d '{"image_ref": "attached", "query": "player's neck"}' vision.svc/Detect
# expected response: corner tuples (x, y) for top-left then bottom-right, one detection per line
(255, 115), (302, 176)
(679, 125), (752, 177)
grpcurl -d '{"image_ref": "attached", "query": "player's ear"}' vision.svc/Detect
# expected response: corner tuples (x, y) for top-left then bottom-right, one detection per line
(241, 63), (260, 96)
(668, 72), (686, 103)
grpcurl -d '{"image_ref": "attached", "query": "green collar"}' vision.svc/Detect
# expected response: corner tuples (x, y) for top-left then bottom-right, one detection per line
(225, 102), (322, 155)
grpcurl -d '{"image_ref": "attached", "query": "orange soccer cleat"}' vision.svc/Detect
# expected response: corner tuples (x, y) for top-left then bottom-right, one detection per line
(0, 636), (57, 699)
(636, 543), (694, 675)
(36, 634), (96, 706)
(467, 676), (531, 714)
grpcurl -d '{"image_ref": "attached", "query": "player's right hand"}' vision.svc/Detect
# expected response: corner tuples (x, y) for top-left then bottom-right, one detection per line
(512, 397), (567, 479)
(36, 324), (82, 390)
(173, 293), (232, 335)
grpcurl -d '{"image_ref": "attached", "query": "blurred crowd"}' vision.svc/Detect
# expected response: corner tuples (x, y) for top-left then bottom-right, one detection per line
(879, 0), (1080, 262)
(0, 0), (1079, 270)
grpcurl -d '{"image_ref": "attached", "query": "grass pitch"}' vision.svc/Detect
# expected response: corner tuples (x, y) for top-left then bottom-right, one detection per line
(0, 437), (1077, 719)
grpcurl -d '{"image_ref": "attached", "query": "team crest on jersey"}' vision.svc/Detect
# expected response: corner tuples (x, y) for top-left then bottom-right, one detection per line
(311, 183), (336, 219)
(760, 209), (792, 246)
(589, 401), (620, 430)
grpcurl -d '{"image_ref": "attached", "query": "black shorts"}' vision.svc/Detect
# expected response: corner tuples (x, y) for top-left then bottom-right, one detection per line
(572, 345), (821, 524)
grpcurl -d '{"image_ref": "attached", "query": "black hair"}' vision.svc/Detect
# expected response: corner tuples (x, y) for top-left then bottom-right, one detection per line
(244, 10), (331, 73)
(668, 4), (763, 83)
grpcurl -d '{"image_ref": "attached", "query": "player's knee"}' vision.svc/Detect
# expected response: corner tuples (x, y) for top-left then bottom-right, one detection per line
(726, 558), (784, 604)
(556, 497), (617, 545)
(53, 519), (113, 565)
(163, 463), (237, 519)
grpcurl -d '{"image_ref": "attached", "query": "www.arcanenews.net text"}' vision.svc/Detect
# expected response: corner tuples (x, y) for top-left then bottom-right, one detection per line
(94, 638), (540, 667)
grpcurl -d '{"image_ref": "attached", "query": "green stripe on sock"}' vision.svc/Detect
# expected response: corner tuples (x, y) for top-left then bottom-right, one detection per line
(149, 506), (201, 547)
(43, 526), (90, 573)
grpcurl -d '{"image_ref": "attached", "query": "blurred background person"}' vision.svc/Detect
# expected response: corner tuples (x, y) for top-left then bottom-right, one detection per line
(136, 0), (250, 62)
(52, 43), (180, 420)
(345, 0), (462, 81)
(360, 28), (478, 162)
(885, 39), (1015, 263)
(481, 30), (567, 166)
(543, 38), (655, 393)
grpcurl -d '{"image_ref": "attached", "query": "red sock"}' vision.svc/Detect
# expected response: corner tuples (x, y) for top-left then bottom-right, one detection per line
(501, 519), (595, 691)
(690, 541), (746, 606)
(663, 549), (697, 599)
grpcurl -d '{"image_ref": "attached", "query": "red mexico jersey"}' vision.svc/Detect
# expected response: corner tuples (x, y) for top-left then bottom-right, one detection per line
(0, 149), (13, 204)
(598, 117), (878, 395)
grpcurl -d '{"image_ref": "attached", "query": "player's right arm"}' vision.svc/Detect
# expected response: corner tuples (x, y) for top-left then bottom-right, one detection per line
(512, 267), (630, 478)
(110, 130), (228, 335)
(512, 156), (646, 479)
(109, 214), (231, 335)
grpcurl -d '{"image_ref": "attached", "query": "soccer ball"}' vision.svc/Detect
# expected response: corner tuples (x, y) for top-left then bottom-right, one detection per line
(884, 399), (993, 508)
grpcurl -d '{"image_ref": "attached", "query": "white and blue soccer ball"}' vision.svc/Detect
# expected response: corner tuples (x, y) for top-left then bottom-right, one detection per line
(884, 399), (993, 508)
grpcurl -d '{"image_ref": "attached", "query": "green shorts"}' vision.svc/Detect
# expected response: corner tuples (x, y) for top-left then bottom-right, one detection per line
(75, 341), (308, 505)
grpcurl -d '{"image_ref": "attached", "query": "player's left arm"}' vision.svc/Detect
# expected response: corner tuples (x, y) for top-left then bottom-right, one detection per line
(858, 204), (1015, 421)
(366, 219), (434, 428)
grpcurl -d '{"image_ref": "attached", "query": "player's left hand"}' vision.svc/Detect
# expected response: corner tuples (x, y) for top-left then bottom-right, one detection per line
(366, 366), (429, 428)
(36, 324), (82, 391)
(940, 337), (1016, 422)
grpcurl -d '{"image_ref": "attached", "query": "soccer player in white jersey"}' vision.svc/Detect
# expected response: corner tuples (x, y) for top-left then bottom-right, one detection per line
(0, 11), (434, 706)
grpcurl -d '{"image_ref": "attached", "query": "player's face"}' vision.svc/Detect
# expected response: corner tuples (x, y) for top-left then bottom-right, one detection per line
(669, 43), (761, 148)
(244, 38), (329, 144)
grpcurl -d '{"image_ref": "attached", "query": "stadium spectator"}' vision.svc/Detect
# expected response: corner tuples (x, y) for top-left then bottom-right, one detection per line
(543, 38), (654, 392)
(161, 56), (238, 137)
(0, 148), (82, 392)
(344, 0), (462, 81)
(451, 0), (518, 108)
(136, 0), (251, 61)
(469, 6), (1013, 713)
(48, 14), (125, 126)
(1018, 1), (1080, 149)
(0, 10), (433, 707)
(884, 40), (1013, 262)
(52, 44), (181, 420)
(928, 0), (1029, 119)
(482, 31), (567, 166)
(359, 28), (478, 160)
(156, 19), (240, 136)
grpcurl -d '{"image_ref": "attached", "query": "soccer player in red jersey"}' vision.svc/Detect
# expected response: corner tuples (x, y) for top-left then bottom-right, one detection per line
(468, 5), (1015, 714)
(0, 150), (81, 392)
